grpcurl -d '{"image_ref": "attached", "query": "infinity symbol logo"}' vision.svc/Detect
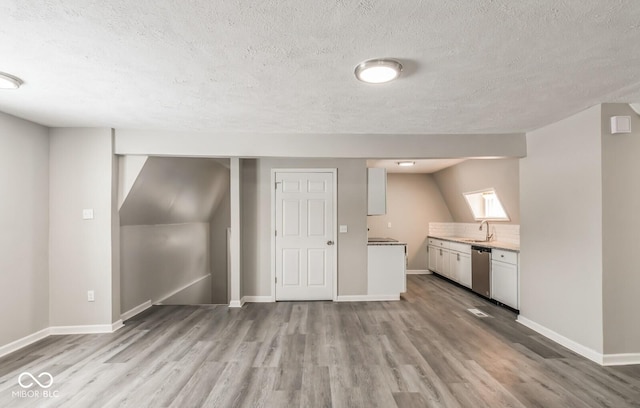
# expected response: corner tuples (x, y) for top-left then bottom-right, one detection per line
(18, 372), (54, 389)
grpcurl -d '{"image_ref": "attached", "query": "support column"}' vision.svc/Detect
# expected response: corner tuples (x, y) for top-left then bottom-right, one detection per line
(228, 157), (242, 307)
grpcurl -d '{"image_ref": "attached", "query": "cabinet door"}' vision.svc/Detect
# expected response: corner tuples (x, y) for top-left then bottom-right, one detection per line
(458, 253), (472, 288)
(428, 246), (438, 272)
(449, 251), (460, 282)
(451, 252), (471, 288)
(437, 248), (450, 277)
(491, 260), (518, 308)
(367, 168), (387, 215)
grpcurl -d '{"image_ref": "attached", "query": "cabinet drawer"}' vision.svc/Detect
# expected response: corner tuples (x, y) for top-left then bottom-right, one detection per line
(427, 238), (449, 249)
(449, 242), (471, 254)
(492, 249), (518, 265)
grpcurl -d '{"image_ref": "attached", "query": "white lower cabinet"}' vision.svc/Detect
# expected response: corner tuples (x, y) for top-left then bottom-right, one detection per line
(428, 245), (438, 272)
(491, 249), (519, 309)
(368, 245), (406, 295)
(450, 251), (472, 288)
(428, 239), (471, 288)
(436, 247), (450, 278)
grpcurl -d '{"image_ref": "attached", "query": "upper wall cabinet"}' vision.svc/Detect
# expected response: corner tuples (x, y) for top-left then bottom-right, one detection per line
(367, 168), (387, 215)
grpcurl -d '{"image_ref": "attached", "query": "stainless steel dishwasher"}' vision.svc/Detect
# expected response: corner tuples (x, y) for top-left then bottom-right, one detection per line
(471, 246), (492, 298)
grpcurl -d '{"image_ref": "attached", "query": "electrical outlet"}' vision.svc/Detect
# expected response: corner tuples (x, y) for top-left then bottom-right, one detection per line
(387, 222), (392, 228)
(87, 290), (95, 302)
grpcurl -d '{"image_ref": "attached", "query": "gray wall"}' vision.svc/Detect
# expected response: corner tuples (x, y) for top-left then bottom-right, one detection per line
(367, 173), (452, 270)
(210, 170), (231, 304)
(0, 112), (50, 347)
(116, 130), (527, 159)
(120, 223), (212, 311)
(601, 103), (640, 355)
(241, 158), (368, 297)
(240, 159), (259, 298)
(119, 157), (230, 309)
(520, 105), (604, 354)
(432, 159), (521, 224)
(49, 128), (119, 326)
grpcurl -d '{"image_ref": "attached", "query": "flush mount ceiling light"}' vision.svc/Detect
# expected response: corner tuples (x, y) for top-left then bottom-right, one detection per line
(397, 161), (415, 167)
(0, 72), (23, 89)
(354, 59), (403, 84)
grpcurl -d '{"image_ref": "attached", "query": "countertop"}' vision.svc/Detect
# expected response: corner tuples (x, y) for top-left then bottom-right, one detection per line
(428, 235), (520, 252)
(368, 238), (407, 246)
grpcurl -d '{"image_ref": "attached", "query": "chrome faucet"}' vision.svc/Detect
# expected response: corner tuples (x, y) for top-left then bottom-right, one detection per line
(479, 220), (493, 242)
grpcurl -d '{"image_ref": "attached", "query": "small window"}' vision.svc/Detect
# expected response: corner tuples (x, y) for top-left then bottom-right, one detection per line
(463, 188), (510, 221)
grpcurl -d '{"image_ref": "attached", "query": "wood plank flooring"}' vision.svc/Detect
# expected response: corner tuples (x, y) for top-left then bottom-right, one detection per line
(1, 275), (639, 407)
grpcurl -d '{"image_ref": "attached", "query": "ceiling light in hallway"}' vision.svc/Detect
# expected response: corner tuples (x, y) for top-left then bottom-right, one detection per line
(354, 59), (403, 84)
(0, 72), (23, 89)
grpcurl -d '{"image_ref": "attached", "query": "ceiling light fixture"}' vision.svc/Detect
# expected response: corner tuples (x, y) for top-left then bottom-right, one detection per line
(397, 161), (415, 167)
(0, 72), (23, 89)
(354, 59), (403, 84)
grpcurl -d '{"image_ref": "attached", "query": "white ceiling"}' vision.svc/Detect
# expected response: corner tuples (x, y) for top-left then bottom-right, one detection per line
(0, 1), (639, 134)
(367, 159), (467, 173)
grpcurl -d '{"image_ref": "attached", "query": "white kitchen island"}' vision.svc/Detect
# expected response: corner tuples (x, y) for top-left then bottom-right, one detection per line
(367, 239), (407, 299)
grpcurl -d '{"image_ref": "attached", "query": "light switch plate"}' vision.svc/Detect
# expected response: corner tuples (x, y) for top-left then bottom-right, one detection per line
(87, 290), (95, 302)
(82, 209), (94, 220)
(339, 225), (348, 233)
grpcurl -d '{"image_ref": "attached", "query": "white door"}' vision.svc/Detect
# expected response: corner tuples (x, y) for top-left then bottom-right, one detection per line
(275, 171), (335, 300)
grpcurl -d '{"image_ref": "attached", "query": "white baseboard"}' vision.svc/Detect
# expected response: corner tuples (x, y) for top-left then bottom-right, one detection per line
(241, 296), (274, 303)
(407, 269), (431, 275)
(602, 353), (640, 366)
(517, 315), (603, 365)
(228, 299), (243, 308)
(111, 320), (124, 332)
(155, 274), (211, 304)
(121, 300), (153, 321)
(0, 327), (51, 359)
(50, 322), (122, 335)
(336, 294), (400, 302)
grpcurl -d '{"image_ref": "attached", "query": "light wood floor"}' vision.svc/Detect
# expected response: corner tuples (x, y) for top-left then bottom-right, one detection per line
(1, 275), (639, 407)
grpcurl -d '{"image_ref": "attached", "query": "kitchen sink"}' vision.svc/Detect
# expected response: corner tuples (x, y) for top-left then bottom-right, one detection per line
(463, 239), (490, 243)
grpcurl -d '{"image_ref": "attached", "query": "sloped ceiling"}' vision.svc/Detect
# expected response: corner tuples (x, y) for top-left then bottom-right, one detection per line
(0, 1), (639, 134)
(120, 157), (229, 226)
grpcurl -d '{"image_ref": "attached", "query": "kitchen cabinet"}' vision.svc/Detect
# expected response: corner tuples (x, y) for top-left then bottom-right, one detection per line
(428, 238), (471, 287)
(367, 168), (387, 215)
(368, 244), (406, 296)
(491, 249), (519, 309)
(450, 251), (472, 288)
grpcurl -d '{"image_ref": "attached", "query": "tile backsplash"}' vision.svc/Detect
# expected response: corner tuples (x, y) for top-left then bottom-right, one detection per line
(429, 222), (520, 246)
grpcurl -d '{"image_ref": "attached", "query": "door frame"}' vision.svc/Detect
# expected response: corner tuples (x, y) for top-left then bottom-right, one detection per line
(270, 168), (338, 302)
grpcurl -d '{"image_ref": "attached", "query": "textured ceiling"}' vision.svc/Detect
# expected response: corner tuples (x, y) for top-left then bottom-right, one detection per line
(0, 1), (639, 134)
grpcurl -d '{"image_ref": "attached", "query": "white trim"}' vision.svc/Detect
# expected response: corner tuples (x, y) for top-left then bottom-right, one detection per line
(228, 300), (243, 308)
(602, 353), (640, 366)
(50, 322), (122, 335)
(406, 269), (430, 275)
(121, 300), (152, 321)
(229, 158), (242, 309)
(0, 328), (51, 359)
(241, 296), (274, 303)
(155, 274), (211, 304)
(336, 294), (400, 302)
(111, 320), (124, 332)
(0, 321), (125, 358)
(271, 168), (339, 302)
(517, 316), (603, 365)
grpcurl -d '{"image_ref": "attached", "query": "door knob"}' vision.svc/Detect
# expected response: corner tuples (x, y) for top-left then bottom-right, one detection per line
(327, 240), (335, 245)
